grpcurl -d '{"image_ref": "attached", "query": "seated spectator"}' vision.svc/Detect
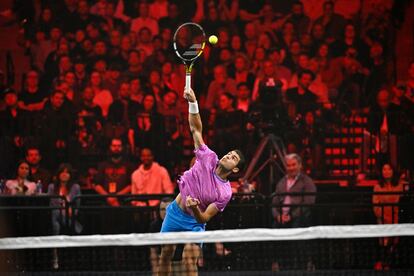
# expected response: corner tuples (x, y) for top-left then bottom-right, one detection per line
(94, 138), (134, 207)
(48, 163), (82, 269)
(90, 71), (113, 118)
(205, 65), (237, 109)
(5, 160), (37, 195)
(130, 2), (158, 38)
(286, 70), (319, 118)
(18, 70), (48, 112)
(235, 83), (252, 113)
(212, 93), (245, 157)
(228, 54), (255, 90)
(284, 1), (311, 36)
(128, 94), (165, 158)
(372, 163), (404, 270)
(252, 60), (285, 102)
(313, 1), (346, 44)
(131, 148), (174, 206)
(25, 146), (51, 192)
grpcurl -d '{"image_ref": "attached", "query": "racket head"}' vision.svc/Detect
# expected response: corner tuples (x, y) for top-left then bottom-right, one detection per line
(173, 22), (206, 66)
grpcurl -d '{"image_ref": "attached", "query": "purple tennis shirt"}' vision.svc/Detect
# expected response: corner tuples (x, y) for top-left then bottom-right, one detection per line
(178, 144), (232, 214)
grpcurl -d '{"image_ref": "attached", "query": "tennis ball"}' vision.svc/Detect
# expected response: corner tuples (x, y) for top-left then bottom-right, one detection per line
(209, 35), (218, 45)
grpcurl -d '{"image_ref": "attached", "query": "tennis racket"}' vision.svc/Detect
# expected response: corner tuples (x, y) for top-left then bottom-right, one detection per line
(173, 22), (206, 91)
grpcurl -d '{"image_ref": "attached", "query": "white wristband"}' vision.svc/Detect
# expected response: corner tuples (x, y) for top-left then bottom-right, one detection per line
(188, 101), (199, 114)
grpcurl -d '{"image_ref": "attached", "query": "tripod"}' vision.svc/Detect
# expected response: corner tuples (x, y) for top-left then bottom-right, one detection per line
(241, 134), (287, 195)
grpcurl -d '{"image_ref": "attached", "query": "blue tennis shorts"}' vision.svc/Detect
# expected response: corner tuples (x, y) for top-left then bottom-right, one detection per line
(161, 200), (205, 233)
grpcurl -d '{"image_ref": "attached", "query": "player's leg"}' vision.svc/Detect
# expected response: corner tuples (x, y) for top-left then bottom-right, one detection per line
(158, 244), (177, 276)
(182, 243), (201, 276)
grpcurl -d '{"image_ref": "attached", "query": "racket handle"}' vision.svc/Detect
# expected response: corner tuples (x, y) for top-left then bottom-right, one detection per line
(185, 73), (191, 90)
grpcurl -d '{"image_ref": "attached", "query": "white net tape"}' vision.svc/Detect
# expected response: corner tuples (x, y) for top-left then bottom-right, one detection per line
(1, 224), (414, 250)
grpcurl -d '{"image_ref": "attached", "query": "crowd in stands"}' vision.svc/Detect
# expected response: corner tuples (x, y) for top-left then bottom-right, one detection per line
(0, 0), (413, 195)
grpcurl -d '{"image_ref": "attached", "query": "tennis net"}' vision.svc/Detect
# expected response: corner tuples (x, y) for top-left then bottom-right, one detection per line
(0, 224), (413, 275)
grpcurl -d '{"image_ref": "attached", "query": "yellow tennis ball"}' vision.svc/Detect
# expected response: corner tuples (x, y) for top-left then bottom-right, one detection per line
(209, 35), (218, 45)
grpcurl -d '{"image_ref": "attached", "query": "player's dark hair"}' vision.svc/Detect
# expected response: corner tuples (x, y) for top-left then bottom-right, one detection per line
(234, 149), (246, 171)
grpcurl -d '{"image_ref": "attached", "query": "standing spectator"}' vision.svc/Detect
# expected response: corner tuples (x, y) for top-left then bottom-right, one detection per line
(131, 148), (174, 206)
(372, 163), (403, 270)
(41, 90), (74, 170)
(25, 146), (51, 193)
(94, 138), (134, 207)
(367, 90), (403, 170)
(0, 89), (29, 176)
(364, 42), (388, 107)
(48, 163), (82, 269)
(5, 161), (36, 195)
(271, 154), (316, 271)
(272, 154), (316, 226)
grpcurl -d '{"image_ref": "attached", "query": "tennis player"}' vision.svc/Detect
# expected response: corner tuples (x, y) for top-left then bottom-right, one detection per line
(158, 88), (245, 275)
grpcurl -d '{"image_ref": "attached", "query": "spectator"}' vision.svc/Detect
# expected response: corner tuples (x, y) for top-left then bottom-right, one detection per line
(368, 89), (404, 170)
(286, 70), (319, 118)
(268, 48), (292, 86)
(48, 163), (82, 269)
(149, 0), (168, 20)
(25, 146), (51, 192)
(130, 2), (158, 38)
(131, 148), (174, 206)
(284, 1), (311, 36)
(129, 77), (145, 104)
(0, 89), (29, 175)
(72, 0), (103, 32)
(128, 94), (165, 158)
(205, 65), (237, 109)
(158, 3), (180, 30)
(313, 1), (346, 43)
(94, 138), (134, 207)
(18, 70), (48, 112)
(90, 71), (113, 118)
(157, 90), (184, 171)
(235, 83), (252, 113)
(271, 153), (316, 271)
(99, 1), (128, 34)
(41, 89), (74, 170)
(212, 93), (245, 157)
(228, 54), (255, 90)
(5, 160), (36, 195)
(364, 42), (388, 106)
(252, 60), (285, 102)
(372, 163), (403, 270)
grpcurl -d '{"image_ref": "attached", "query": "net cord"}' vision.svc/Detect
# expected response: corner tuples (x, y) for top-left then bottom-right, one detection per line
(0, 224), (413, 250)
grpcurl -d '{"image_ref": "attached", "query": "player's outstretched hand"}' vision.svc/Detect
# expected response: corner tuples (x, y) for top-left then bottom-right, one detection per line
(184, 88), (196, 103)
(186, 195), (200, 209)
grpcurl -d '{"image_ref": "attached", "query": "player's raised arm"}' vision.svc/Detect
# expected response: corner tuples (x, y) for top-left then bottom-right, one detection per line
(184, 88), (205, 150)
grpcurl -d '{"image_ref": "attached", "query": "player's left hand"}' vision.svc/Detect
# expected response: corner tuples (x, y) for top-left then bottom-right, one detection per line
(186, 195), (200, 209)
